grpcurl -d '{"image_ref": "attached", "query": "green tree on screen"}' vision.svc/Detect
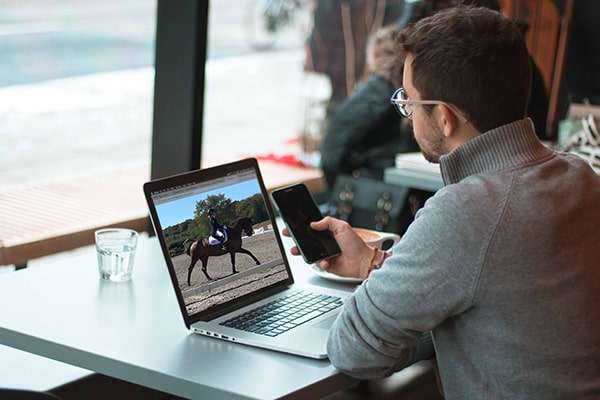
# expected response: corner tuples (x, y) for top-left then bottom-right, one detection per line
(163, 192), (272, 244)
(193, 194), (237, 235)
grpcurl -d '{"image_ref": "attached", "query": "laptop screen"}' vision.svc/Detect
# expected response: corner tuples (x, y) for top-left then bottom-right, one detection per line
(150, 166), (290, 319)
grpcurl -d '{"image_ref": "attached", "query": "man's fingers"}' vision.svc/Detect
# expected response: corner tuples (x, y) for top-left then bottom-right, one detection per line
(310, 216), (350, 234)
(318, 260), (331, 270)
(282, 227), (290, 237)
(290, 246), (300, 256)
(310, 216), (334, 231)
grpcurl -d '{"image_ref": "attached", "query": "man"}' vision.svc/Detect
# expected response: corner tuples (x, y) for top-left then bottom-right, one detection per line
(286, 6), (600, 399)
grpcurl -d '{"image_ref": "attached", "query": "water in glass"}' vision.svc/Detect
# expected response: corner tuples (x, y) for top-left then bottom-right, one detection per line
(95, 229), (138, 282)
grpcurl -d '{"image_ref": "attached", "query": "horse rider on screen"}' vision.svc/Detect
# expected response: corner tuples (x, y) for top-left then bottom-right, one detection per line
(208, 209), (228, 250)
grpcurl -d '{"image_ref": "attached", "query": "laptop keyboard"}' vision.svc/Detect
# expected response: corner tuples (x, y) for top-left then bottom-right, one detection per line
(220, 290), (343, 337)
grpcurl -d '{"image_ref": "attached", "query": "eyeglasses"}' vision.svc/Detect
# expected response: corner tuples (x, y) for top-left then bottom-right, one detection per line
(390, 87), (468, 123)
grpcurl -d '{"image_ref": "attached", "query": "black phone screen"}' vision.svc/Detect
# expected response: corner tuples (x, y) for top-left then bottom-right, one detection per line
(272, 184), (341, 263)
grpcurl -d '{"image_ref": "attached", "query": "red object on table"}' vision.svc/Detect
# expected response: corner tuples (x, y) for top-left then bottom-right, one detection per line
(255, 153), (309, 168)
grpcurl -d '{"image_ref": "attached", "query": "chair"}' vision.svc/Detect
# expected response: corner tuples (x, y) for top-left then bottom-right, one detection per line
(501, 0), (575, 139)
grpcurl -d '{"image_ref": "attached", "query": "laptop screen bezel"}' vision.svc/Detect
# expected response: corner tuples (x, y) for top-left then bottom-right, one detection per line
(143, 158), (294, 328)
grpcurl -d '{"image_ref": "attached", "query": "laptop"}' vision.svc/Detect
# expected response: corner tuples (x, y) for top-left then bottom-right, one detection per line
(143, 158), (349, 359)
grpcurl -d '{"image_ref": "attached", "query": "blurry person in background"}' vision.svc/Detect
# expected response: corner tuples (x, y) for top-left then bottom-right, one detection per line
(305, 0), (405, 115)
(320, 24), (418, 188)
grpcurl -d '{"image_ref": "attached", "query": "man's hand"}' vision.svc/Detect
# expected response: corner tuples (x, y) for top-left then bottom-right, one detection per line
(282, 216), (374, 279)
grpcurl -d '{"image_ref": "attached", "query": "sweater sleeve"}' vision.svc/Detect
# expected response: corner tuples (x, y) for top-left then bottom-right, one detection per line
(327, 186), (498, 378)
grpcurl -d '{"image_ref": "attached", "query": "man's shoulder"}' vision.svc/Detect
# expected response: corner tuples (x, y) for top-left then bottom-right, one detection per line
(424, 175), (510, 216)
(555, 150), (600, 176)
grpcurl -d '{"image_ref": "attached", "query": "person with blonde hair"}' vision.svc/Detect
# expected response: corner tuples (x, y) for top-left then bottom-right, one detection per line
(320, 24), (417, 188)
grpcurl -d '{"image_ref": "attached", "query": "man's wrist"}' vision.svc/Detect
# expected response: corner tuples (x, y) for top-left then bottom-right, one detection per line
(362, 247), (390, 279)
(371, 248), (388, 267)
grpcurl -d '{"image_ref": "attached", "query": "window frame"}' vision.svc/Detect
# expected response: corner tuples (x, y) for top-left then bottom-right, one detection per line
(151, 0), (209, 179)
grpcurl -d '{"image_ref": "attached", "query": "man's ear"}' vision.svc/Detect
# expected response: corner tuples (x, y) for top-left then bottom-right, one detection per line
(437, 104), (458, 138)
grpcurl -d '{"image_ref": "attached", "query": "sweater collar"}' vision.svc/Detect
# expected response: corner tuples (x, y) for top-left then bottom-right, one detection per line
(439, 118), (553, 185)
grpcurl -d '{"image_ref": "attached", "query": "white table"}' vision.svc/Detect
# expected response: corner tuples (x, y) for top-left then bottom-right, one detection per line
(0, 233), (358, 399)
(384, 152), (443, 192)
(0, 344), (91, 392)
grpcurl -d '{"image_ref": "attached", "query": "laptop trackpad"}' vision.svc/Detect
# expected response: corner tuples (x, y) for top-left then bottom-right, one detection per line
(312, 315), (337, 330)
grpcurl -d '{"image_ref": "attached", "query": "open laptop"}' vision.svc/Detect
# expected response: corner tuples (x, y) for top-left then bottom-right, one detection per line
(143, 158), (349, 359)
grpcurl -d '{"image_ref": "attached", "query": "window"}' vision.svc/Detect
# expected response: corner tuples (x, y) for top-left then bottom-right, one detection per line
(202, 0), (329, 168)
(0, 1), (156, 187)
(201, 0), (408, 172)
(0, 1), (157, 268)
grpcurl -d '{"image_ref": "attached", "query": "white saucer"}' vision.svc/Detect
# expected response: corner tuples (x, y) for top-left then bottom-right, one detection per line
(309, 264), (363, 284)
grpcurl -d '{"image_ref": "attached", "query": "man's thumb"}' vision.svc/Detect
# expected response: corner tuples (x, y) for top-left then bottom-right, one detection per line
(310, 217), (330, 231)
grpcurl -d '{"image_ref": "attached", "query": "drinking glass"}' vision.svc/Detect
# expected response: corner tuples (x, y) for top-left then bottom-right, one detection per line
(95, 228), (138, 282)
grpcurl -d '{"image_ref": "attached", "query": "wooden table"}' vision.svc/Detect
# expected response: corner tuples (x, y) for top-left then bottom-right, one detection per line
(0, 165), (149, 268)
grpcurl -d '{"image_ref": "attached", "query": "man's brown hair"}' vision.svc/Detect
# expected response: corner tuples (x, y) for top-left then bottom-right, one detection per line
(396, 6), (531, 133)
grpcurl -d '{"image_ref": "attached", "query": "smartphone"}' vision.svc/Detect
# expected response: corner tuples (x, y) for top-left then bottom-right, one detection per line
(271, 183), (341, 264)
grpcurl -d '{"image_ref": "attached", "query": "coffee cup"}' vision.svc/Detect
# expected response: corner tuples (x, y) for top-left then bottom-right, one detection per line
(352, 227), (400, 251)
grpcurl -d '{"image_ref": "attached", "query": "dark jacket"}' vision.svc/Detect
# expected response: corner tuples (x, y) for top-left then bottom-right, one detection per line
(320, 74), (418, 187)
(209, 215), (225, 236)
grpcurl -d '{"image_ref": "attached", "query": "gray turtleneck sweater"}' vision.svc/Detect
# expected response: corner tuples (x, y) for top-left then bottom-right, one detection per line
(327, 118), (600, 399)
